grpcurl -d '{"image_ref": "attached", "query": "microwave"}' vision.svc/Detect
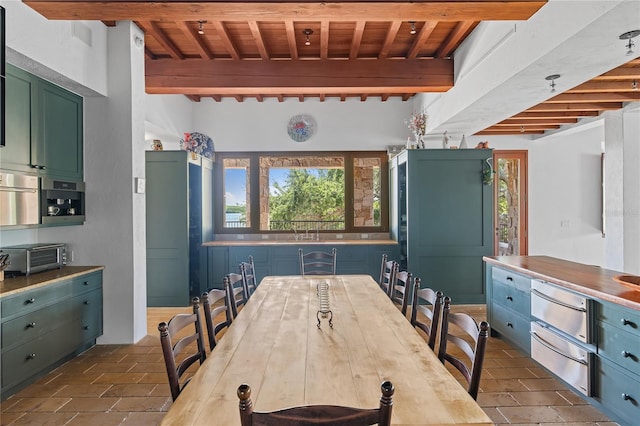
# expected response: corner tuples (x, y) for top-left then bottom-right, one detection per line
(0, 243), (67, 275)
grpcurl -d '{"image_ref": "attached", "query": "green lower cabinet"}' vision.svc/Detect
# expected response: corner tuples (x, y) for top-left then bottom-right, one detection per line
(485, 265), (532, 355)
(596, 357), (640, 426)
(0, 270), (103, 399)
(206, 243), (399, 289)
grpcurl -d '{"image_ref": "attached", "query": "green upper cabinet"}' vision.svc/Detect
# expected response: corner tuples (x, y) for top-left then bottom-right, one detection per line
(36, 80), (83, 180)
(1, 64), (83, 180)
(1, 65), (34, 173)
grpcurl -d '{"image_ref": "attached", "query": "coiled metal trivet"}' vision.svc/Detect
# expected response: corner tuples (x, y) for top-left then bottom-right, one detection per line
(316, 281), (333, 328)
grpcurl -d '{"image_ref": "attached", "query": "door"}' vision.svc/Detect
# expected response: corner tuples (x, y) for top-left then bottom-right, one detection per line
(493, 150), (528, 255)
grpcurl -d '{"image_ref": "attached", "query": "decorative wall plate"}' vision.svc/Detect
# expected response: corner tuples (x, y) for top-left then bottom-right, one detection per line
(287, 114), (316, 142)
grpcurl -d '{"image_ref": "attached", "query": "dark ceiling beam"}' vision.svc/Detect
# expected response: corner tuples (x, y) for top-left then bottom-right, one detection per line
(320, 21), (329, 60)
(24, 1), (547, 22)
(436, 20), (474, 58)
(476, 130), (545, 135)
(544, 92), (640, 103)
(137, 20), (184, 59)
(212, 21), (241, 60)
(145, 58), (453, 95)
(176, 21), (213, 60)
(407, 21), (437, 59)
(526, 102), (623, 111)
(284, 21), (298, 60)
(496, 118), (578, 126)
(379, 21), (401, 59)
(566, 81), (640, 93)
(248, 21), (270, 60)
(512, 111), (599, 119)
(349, 21), (365, 59)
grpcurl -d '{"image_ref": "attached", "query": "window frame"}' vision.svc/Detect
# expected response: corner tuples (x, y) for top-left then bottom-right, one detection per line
(214, 151), (389, 234)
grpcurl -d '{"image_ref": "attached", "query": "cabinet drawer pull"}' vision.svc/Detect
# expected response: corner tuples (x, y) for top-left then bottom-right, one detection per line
(27, 353), (37, 360)
(506, 296), (513, 301)
(506, 322), (513, 328)
(27, 322), (37, 328)
(83, 326), (89, 330)
(26, 298), (36, 304)
(83, 281), (89, 286)
(621, 318), (635, 327)
(622, 393), (633, 401)
(506, 276), (514, 281)
(84, 301), (90, 305)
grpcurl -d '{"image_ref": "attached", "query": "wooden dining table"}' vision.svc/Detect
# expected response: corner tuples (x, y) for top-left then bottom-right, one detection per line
(160, 275), (493, 425)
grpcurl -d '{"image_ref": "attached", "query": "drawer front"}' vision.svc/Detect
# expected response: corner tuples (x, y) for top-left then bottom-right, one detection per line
(1, 281), (71, 319)
(1, 299), (72, 349)
(493, 279), (531, 314)
(492, 267), (531, 292)
(492, 301), (531, 353)
(599, 301), (640, 338)
(71, 271), (102, 295)
(597, 358), (640, 425)
(598, 321), (640, 377)
(1, 325), (78, 390)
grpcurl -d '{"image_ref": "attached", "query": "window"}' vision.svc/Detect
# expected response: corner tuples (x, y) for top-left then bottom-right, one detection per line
(215, 152), (388, 234)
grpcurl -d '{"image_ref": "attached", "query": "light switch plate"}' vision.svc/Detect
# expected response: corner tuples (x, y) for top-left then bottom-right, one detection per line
(135, 177), (145, 194)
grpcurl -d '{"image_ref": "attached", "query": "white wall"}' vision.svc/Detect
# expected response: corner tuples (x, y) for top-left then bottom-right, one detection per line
(145, 94), (195, 150)
(192, 98), (412, 151)
(1, 0), (107, 96)
(527, 122), (606, 266)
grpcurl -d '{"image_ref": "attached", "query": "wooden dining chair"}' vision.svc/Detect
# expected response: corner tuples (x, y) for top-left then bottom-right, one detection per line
(237, 380), (394, 426)
(299, 247), (337, 276)
(225, 273), (247, 318)
(437, 297), (490, 400)
(201, 288), (233, 351)
(158, 297), (207, 401)
(240, 255), (257, 298)
(390, 270), (412, 316)
(378, 254), (398, 298)
(410, 277), (443, 350)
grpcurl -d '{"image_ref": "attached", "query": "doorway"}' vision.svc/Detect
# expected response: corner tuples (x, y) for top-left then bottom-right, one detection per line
(493, 150), (528, 256)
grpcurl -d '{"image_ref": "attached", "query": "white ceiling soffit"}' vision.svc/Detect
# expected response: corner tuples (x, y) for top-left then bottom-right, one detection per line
(425, 0), (640, 137)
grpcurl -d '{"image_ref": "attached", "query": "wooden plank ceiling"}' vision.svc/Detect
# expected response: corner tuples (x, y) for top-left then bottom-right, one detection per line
(24, 0), (546, 102)
(477, 58), (640, 135)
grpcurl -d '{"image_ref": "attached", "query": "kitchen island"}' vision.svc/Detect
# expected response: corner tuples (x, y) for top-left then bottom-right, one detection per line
(484, 256), (640, 426)
(1, 266), (104, 398)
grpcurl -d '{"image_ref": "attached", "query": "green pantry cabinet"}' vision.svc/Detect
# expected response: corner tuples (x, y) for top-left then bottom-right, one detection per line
(0, 270), (103, 399)
(204, 243), (400, 291)
(146, 151), (213, 307)
(389, 149), (494, 304)
(486, 261), (640, 426)
(1, 64), (83, 180)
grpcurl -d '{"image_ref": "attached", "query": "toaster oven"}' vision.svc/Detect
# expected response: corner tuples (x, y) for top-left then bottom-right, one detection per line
(0, 243), (67, 275)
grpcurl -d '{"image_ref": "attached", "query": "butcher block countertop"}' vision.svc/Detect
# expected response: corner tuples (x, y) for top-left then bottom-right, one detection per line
(203, 239), (398, 247)
(0, 266), (104, 298)
(484, 255), (640, 311)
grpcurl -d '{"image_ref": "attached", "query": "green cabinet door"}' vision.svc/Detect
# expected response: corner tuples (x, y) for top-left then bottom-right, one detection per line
(0, 65), (83, 180)
(37, 80), (83, 180)
(403, 150), (493, 304)
(1, 65), (34, 172)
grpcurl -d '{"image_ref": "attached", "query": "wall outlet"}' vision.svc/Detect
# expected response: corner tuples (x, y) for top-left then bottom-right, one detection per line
(261, 234), (269, 240)
(68, 250), (74, 262)
(361, 233), (369, 239)
(336, 234), (343, 239)
(237, 234), (244, 240)
(135, 177), (145, 194)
